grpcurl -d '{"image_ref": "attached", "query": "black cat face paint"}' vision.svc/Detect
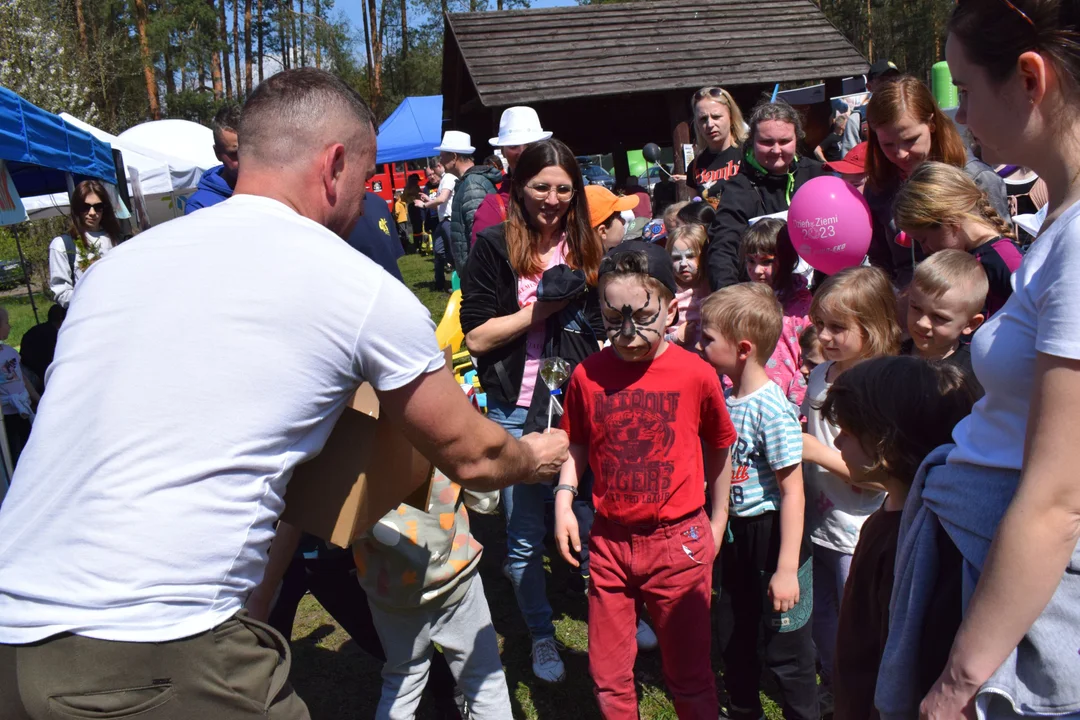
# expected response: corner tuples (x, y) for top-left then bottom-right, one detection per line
(601, 278), (666, 361)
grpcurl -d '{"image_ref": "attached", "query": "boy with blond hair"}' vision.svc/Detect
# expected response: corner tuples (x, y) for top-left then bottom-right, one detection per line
(904, 249), (988, 397)
(699, 283), (818, 720)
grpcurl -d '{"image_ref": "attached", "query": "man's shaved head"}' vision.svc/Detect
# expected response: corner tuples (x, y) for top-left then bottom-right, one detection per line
(239, 68), (376, 169)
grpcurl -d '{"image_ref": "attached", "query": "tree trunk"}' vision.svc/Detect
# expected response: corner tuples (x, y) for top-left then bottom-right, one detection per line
(441, 0), (447, 18)
(368, 0), (382, 109)
(233, 0), (242, 98)
(132, 0), (161, 119)
(257, 0), (264, 81)
(314, 0), (321, 69)
(379, 0), (388, 58)
(289, 0), (298, 68)
(497, 0), (503, 10)
(220, 0), (233, 98)
(400, 0), (407, 85)
(867, 0), (873, 61)
(208, 0), (224, 98)
(298, 0), (306, 68)
(244, 0), (252, 93)
(278, 0), (289, 69)
(361, 0), (373, 93)
(470, 0), (477, 11)
(74, 0), (89, 57)
(165, 44), (177, 96)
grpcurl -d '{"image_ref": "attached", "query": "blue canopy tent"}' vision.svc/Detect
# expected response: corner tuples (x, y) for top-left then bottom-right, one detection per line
(375, 95), (443, 164)
(0, 86), (117, 327)
(0, 86), (117, 198)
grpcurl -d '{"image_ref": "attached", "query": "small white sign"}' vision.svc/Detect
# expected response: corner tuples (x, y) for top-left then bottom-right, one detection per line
(682, 144), (695, 171)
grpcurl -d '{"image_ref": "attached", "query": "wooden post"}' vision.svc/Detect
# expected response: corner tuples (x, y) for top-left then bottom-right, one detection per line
(667, 92), (692, 201)
(612, 143), (630, 189)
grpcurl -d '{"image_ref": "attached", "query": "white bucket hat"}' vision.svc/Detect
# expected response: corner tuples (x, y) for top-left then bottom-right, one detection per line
(489, 107), (553, 147)
(434, 130), (475, 155)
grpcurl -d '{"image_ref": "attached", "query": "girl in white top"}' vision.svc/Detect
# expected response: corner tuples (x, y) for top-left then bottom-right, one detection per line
(799, 266), (901, 689)
(49, 180), (123, 308)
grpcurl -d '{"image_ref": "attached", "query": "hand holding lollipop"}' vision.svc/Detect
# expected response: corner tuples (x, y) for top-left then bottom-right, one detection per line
(539, 357), (571, 431)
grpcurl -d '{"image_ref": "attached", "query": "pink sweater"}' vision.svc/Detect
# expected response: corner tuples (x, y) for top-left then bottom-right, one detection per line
(767, 278), (813, 407)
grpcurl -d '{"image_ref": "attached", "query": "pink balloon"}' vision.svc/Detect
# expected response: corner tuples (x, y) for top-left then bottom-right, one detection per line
(787, 176), (873, 275)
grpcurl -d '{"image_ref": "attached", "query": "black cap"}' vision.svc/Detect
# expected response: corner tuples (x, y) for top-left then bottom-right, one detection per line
(867, 60), (900, 82)
(599, 240), (678, 296)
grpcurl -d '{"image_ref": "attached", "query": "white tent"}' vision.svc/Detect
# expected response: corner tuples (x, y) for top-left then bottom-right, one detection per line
(23, 117), (217, 227)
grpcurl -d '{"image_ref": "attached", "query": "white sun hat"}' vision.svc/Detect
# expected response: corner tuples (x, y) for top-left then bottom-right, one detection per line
(489, 106), (553, 147)
(434, 130), (475, 154)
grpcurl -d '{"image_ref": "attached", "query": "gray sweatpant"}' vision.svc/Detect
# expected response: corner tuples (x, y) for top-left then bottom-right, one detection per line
(367, 575), (511, 720)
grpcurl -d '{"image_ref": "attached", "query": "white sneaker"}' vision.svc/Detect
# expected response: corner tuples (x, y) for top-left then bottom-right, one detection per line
(636, 619), (658, 652)
(531, 637), (566, 683)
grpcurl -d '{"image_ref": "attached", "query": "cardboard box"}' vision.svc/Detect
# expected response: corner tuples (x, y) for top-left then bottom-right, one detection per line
(281, 363), (442, 548)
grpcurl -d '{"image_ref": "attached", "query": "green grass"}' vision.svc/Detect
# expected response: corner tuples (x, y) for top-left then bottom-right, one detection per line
(285, 255), (790, 719)
(398, 253), (454, 320)
(0, 293), (53, 351)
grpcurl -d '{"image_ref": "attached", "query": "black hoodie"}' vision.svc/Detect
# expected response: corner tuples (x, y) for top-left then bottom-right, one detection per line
(706, 154), (825, 291)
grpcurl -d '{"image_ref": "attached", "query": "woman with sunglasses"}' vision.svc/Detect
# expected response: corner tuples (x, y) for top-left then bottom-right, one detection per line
(706, 100), (825, 291)
(49, 180), (124, 308)
(461, 138), (603, 685)
(876, 3), (1080, 719)
(686, 86), (749, 204)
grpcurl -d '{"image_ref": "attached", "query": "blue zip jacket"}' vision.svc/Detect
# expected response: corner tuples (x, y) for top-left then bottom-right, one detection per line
(184, 165), (234, 214)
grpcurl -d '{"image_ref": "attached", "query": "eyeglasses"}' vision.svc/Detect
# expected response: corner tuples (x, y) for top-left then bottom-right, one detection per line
(81, 202), (104, 213)
(957, 0), (1034, 27)
(525, 183), (574, 201)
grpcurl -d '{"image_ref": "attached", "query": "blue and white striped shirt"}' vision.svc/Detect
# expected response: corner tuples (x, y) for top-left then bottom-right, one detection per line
(725, 381), (802, 517)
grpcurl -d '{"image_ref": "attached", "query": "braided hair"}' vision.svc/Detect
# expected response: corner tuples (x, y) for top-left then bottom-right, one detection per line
(893, 161), (1016, 242)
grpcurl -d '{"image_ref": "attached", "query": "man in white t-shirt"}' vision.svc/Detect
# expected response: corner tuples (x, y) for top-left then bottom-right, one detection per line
(0, 69), (568, 720)
(416, 131), (473, 290)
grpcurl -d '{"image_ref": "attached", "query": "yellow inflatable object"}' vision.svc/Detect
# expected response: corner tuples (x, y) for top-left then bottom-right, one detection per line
(435, 290), (466, 355)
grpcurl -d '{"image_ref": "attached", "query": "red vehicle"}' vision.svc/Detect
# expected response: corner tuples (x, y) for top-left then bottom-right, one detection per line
(367, 160), (429, 207)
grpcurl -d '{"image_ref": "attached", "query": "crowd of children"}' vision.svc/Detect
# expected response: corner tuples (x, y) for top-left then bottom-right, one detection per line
(330, 113), (1022, 718)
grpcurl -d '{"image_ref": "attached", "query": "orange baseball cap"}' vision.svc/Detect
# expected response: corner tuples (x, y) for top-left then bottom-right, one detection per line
(584, 185), (639, 228)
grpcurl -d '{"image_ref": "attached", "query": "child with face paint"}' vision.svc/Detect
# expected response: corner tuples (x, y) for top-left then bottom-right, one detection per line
(665, 225), (709, 349)
(554, 241), (737, 719)
(797, 266), (901, 699)
(739, 219), (814, 406)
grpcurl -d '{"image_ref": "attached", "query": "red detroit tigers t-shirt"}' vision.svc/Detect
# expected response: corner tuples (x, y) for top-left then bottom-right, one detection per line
(561, 344), (737, 526)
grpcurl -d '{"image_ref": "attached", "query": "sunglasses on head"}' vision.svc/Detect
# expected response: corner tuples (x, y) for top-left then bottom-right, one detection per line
(957, 0), (1034, 27)
(693, 86), (730, 103)
(82, 202), (104, 213)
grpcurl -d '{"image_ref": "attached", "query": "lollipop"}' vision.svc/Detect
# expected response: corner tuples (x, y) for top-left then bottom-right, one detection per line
(539, 357), (571, 430)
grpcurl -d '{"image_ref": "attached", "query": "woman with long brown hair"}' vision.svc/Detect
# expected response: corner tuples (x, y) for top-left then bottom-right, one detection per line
(461, 138), (603, 684)
(49, 180), (124, 308)
(863, 75), (1008, 286)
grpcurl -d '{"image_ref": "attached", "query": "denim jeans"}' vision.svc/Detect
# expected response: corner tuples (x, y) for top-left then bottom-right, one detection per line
(486, 399), (556, 641)
(811, 543), (853, 686)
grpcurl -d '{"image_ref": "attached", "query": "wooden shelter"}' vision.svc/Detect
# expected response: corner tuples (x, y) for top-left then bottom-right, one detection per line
(442, 0), (869, 191)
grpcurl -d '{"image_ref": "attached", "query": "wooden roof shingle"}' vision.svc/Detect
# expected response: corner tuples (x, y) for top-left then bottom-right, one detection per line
(445, 0), (869, 107)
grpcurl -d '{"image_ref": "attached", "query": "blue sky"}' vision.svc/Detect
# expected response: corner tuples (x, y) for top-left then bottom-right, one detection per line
(340, 0), (578, 38)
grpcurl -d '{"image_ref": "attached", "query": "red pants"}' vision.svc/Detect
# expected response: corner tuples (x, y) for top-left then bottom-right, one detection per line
(588, 508), (717, 719)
